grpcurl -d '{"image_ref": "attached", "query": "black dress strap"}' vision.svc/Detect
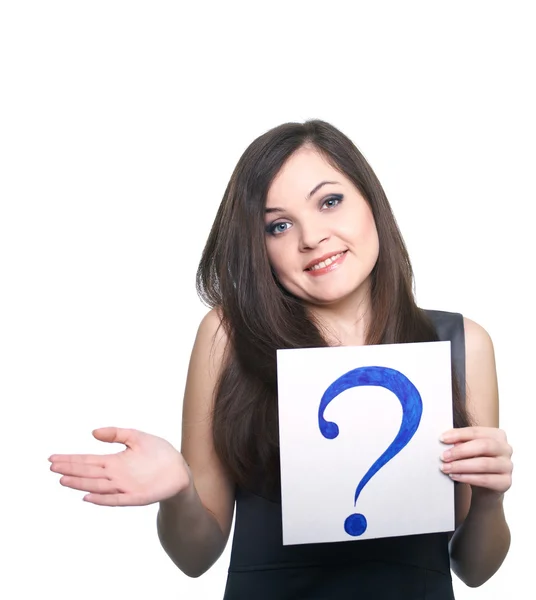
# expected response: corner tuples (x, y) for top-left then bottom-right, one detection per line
(423, 309), (466, 404)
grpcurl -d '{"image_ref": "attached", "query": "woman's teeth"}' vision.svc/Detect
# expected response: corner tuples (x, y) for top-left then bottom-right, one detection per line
(309, 252), (344, 271)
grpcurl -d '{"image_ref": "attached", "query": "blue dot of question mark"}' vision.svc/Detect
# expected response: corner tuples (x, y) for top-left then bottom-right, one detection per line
(318, 366), (423, 537)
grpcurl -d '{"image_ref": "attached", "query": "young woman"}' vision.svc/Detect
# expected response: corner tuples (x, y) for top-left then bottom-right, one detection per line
(49, 120), (513, 599)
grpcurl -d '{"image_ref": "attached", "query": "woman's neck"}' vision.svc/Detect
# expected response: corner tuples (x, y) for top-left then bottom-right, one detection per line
(307, 285), (372, 347)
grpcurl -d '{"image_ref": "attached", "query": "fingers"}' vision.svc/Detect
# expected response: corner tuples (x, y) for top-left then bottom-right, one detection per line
(48, 454), (108, 467)
(59, 476), (119, 494)
(441, 438), (505, 462)
(50, 461), (107, 479)
(83, 493), (146, 507)
(441, 459), (512, 492)
(92, 427), (138, 446)
(440, 436), (514, 475)
(441, 426), (509, 445)
(440, 456), (512, 475)
(447, 473), (511, 491)
(48, 427), (137, 464)
(439, 428), (514, 494)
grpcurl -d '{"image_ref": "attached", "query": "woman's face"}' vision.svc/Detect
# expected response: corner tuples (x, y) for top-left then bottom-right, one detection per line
(264, 146), (379, 309)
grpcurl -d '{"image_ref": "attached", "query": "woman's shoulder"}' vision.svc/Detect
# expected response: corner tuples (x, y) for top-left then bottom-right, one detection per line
(198, 305), (224, 330)
(195, 306), (229, 356)
(422, 309), (497, 408)
(461, 316), (497, 398)
(461, 315), (494, 349)
(183, 307), (229, 419)
(420, 308), (492, 345)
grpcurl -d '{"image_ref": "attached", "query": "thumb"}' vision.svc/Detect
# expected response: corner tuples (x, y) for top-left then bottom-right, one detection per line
(92, 427), (137, 447)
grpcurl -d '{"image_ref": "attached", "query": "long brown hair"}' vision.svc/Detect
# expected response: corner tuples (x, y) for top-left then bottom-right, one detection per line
(196, 120), (470, 492)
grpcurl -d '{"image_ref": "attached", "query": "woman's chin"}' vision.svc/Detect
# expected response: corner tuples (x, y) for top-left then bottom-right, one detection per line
(304, 292), (353, 307)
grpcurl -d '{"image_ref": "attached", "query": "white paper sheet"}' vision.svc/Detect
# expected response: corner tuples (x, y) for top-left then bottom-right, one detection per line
(276, 341), (455, 545)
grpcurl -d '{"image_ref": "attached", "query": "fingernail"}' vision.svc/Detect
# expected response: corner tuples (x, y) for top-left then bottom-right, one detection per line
(441, 463), (452, 472)
(442, 450), (452, 460)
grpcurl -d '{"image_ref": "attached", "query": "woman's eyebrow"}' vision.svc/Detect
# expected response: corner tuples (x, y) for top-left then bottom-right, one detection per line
(266, 181), (341, 214)
(306, 180), (340, 200)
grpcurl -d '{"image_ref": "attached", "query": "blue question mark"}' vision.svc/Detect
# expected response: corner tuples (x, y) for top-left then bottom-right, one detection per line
(318, 366), (423, 537)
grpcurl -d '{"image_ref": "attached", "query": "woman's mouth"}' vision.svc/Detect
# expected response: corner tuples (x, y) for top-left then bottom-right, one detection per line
(305, 250), (348, 275)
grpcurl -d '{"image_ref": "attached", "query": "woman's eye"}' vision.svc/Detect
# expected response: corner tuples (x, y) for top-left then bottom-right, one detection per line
(268, 221), (292, 235)
(322, 195), (343, 209)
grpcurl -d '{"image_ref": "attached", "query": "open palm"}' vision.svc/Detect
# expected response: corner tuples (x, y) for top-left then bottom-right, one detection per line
(49, 427), (190, 506)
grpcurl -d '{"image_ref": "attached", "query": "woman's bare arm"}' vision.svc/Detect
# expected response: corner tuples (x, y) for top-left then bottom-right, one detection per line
(448, 317), (512, 587)
(157, 308), (236, 577)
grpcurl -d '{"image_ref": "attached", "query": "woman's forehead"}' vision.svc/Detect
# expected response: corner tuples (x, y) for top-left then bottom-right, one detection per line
(266, 148), (342, 205)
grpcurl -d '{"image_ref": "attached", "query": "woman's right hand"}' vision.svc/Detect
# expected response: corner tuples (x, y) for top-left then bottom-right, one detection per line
(49, 427), (191, 506)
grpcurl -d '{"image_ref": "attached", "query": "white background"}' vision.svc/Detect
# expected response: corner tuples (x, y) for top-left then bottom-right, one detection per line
(278, 342), (454, 545)
(1, 2), (533, 599)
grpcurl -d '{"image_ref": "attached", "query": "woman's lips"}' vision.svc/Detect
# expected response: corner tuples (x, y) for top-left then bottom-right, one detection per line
(305, 250), (348, 276)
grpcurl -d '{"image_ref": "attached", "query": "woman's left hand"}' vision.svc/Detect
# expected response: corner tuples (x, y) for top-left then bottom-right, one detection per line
(440, 426), (513, 498)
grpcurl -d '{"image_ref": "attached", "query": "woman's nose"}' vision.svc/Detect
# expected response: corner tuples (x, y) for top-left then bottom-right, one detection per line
(298, 222), (330, 251)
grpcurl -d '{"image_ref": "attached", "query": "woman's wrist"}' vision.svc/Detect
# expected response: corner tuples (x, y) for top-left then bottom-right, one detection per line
(469, 486), (505, 512)
(159, 470), (196, 510)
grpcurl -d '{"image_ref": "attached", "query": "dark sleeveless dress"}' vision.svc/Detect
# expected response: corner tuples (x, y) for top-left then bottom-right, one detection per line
(222, 310), (466, 599)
